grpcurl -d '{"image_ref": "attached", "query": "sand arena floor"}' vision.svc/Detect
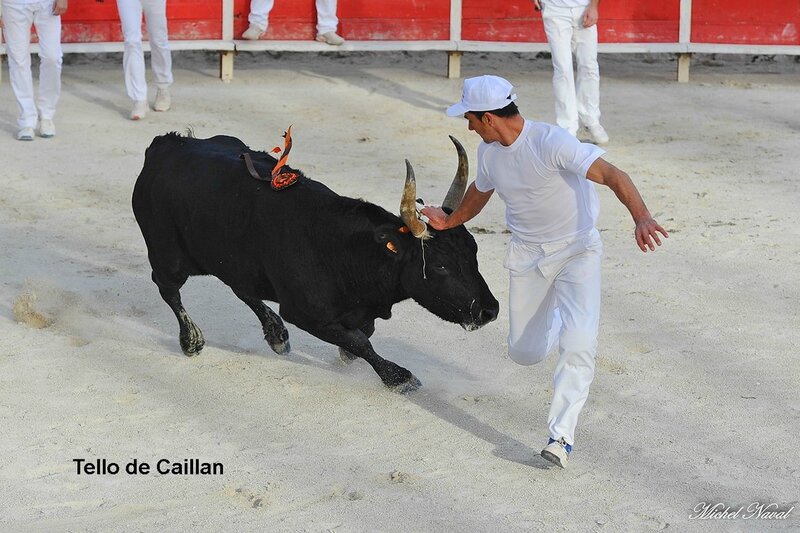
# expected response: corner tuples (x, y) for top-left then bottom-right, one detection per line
(1, 51), (798, 531)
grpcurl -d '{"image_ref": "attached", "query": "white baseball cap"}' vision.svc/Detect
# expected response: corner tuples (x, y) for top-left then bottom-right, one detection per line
(446, 75), (518, 117)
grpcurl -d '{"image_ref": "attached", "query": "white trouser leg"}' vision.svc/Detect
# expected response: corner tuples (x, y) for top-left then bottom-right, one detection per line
(141, 0), (172, 89)
(572, 9), (600, 128)
(505, 237), (568, 365)
(315, 0), (338, 35)
(248, 0), (275, 32)
(4, 2), (37, 128)
(546, 235), (602, 445)
(542, 5), (578, 134)
(33, 1), (63, 121)
(505, 231), (603, 446)
(117, 0), (148, 102)
(507, 261), (560, 365)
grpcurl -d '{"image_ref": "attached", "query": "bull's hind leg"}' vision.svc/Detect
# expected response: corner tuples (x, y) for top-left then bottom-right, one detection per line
(141, 223), (204, 356)
(157, 284), (205, 356)
(339, 320), (375, 365)
(232, 290), (290, 355)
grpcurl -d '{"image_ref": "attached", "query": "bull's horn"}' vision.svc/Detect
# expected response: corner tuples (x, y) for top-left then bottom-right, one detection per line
(400, 160), (429, 239)
(442, 135), (468, 211)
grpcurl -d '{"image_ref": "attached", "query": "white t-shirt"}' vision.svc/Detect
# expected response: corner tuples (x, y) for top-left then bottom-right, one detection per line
(542, 0), (590, 8)
(475, 120), (604, 244)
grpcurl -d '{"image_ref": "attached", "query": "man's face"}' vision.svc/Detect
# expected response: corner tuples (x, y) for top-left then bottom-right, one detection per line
(465, 112), (498, 143)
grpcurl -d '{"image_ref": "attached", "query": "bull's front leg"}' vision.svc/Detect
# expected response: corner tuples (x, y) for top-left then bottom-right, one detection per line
(305, 322), (421, 393)
(232, 289), (291, 355)
(339, 320), (375, 364)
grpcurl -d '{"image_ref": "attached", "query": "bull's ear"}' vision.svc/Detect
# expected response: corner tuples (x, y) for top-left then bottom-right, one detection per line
(374, 224), (404, 258)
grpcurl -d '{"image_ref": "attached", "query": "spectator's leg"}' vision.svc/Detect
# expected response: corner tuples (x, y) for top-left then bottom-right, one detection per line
(574, 9), (601, 129)
(116, 0), (148, 103)
(141, 0), (172, 90)
(542, 6), (578, 135)
(248, 0), (275, 33)
(3, 3), (38, 130)
(33, 0), (63, 122)
(315, 0), (339, 35)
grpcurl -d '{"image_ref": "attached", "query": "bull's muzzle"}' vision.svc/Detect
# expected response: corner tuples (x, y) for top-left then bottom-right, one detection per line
(462, 300), (499, 331)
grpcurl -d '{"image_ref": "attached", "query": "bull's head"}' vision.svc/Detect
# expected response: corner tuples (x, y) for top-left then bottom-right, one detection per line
(397, 137), (499, 331)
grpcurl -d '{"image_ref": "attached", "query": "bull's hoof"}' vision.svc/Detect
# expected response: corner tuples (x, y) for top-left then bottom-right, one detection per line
(269, 340), (291, 355)
(180, 323), (205, 357)
(389, 375), (422, 394)
(382, 364), (422, 394)
(180, 337), (205, 357)
(338, 347), (358, 365)
(265, 326), (290, 355)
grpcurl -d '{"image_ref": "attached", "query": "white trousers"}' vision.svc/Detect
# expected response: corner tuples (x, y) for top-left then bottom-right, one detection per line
(248, 0), (339, 35)
(1, 0), (62, 129)
(542, 3), (601, 134)
(116, 0), (172, 102)
(505, 228), (603, 445)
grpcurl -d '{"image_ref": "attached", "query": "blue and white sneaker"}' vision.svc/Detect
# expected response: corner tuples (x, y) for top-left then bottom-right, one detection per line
(541, 437), (572, 468)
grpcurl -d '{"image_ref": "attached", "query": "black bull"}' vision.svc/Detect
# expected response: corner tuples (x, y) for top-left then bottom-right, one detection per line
(132, 132), (499, 393)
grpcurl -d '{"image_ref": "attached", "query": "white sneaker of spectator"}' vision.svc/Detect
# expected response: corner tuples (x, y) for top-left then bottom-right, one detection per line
(316, 31), (345, 46)
(588, 124), (609, 145)
(242, 25), (265, 40)
(131, 100), (148, 121)
(154, 88), (171, 112)
(39, 119), (56, 138)
(17, 127), (35, 141)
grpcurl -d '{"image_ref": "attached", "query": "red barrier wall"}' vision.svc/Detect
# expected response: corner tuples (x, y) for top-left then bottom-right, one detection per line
(42, 0), (800, 47)
(692, 0), (800, 45)
(61, 0), (221, 43)
(232, 0), (450, 41)
(461, 0), (680, 43)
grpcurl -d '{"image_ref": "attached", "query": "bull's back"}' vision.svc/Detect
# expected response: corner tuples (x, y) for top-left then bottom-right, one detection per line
(132, 133), (344, 296)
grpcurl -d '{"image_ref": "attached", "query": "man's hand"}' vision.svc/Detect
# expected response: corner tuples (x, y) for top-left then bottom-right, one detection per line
(420, 206), (449, 231)
(635, 218), (669, 252)
(53, 0), (68, 16)
(0, 16), (4, 30)
(532, 0), (542, 11)
(582, 4), (598, 27)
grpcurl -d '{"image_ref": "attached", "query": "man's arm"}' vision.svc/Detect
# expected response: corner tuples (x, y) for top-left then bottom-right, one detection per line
(586, 158), (669, 252)
(420, 182), (494, 231)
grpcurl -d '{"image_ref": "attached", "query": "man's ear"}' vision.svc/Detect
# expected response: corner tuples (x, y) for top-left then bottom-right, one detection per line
(374, 223), (405, 258)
